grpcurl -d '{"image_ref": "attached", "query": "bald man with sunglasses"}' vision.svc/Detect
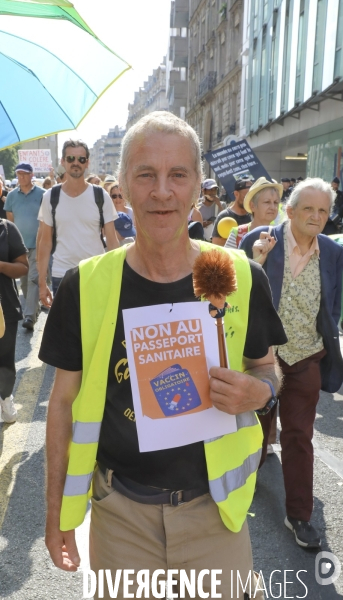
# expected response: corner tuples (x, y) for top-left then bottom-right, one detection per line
(38, 140), (119, 307)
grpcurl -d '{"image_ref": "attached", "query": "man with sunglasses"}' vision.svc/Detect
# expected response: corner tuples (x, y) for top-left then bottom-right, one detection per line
(4, 162), (44, 331)
(38, 140), (119, 307)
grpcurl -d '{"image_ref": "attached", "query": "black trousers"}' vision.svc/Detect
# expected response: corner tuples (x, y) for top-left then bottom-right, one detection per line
(0, 320), (18, 399)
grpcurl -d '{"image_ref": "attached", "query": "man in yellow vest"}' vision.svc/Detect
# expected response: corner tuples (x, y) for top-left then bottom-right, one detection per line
(39, 111), (286, 600)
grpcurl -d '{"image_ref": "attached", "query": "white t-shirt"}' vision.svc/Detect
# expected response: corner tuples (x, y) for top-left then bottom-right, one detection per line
(39, 185), (117, 277)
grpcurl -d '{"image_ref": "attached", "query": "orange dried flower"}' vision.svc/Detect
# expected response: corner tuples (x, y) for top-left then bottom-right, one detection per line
(193, 249), (237, 300)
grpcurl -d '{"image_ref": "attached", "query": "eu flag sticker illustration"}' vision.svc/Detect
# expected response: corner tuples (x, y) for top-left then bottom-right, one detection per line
(150, 364), (202, 417)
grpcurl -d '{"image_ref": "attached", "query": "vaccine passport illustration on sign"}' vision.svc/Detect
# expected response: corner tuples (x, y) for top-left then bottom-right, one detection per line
(128, 315), (213, 420)
(150, 364), (202, 417)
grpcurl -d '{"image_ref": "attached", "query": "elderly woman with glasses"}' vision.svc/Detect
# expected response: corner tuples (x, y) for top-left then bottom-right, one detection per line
(109, 182), (134, 223)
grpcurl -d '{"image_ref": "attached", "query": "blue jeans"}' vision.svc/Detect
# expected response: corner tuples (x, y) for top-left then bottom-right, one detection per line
(52, 277), (63, 296)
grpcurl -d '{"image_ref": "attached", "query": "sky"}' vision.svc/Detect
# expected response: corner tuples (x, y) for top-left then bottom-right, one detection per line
(57, 0), (171, 149)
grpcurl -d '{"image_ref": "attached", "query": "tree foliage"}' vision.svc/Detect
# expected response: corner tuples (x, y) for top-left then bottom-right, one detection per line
(0, 147), (20, 180)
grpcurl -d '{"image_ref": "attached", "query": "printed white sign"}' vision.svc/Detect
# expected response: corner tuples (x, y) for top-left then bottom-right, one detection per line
(123, 301), (237, 452)
(18, 149), (52, 173)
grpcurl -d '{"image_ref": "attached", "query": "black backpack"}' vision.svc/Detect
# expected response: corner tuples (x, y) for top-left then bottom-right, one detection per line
(50, 184), (106, 254)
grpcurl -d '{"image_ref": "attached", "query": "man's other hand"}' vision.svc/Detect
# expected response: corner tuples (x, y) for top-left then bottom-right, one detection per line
(45, 523), (80, 572)
(39, 283), (53, 308)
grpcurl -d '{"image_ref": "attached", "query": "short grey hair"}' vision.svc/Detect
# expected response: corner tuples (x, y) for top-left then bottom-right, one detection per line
(250, 186), (281, 208)
(286, 177), (335, 210)
(118, 111), (203, 182)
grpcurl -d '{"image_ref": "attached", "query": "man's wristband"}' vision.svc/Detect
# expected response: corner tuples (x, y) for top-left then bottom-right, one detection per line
(255, 379), (278, 416)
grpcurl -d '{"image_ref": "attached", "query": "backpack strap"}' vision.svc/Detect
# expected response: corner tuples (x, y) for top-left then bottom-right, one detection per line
(50, 184), (62, 255)
(93, 185), (106, 248)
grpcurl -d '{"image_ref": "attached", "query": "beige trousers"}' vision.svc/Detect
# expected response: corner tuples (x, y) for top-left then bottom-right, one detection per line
(89, 466), (264, 600)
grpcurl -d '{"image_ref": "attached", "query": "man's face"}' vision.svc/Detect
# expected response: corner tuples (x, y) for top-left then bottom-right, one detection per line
(16, 170), (33, 187)
(234, 183), (252, 209)
(253, 189), (279, 222)
(123, 132), (200, 245)
(203, 186), (218, 202)
(286, 188), (331, 238)
(332, 181), (339, 192)
(61, 145), (89, 179)
(282, 181), (290, 191)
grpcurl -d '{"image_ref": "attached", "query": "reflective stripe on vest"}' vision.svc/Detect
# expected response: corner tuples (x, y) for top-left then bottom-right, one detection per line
(64, 472), (93, 496)
(59, 242), (262, 532)
(202, 411), (259, 443)
(208, 449), (261, 503)
(236, 411), (259, 429)
(73, 421), (102, 443)
(204, 409), (261, 503)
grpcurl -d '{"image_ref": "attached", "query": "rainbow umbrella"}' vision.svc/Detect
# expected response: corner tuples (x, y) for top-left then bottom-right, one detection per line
(0, 0), (131, 150)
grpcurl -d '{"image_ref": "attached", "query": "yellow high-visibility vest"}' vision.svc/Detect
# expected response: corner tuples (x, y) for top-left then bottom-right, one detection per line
(60, 242), (262, 532)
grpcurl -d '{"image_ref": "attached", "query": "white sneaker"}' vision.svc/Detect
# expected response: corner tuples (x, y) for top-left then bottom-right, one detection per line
(0, 395), (17, 423)
(267, 444), (274, 455)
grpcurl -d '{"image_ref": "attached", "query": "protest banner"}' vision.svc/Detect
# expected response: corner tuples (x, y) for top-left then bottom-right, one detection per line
(204, 140), (271, 200)
(18, 149), (52, 173)
(123, 301), (237, 452)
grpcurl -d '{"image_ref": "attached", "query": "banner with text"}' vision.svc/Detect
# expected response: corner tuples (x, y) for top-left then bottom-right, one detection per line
(204, 140), (271, 200)
(18, 149), (52, 173)
(123, 301), (237, 452)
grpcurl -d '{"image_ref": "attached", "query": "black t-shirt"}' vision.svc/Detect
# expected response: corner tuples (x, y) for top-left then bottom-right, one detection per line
(0, 189), (8, 219)
(212, 207), (251, 239)
(39, 260), (286, 489)
(0, 219), (27, 322)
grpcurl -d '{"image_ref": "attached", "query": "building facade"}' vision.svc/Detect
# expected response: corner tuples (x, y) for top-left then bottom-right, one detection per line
(90, 126), (125, 176)
(90, 135), (106, 177)
(186, 0), (244, 175)
(167, 0), (189, 118)
(126, 59), (169, 130)
(241, 0), (343, 182)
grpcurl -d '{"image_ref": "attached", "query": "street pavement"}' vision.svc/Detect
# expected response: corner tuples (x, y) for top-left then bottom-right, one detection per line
(0, 311), (342, 599)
